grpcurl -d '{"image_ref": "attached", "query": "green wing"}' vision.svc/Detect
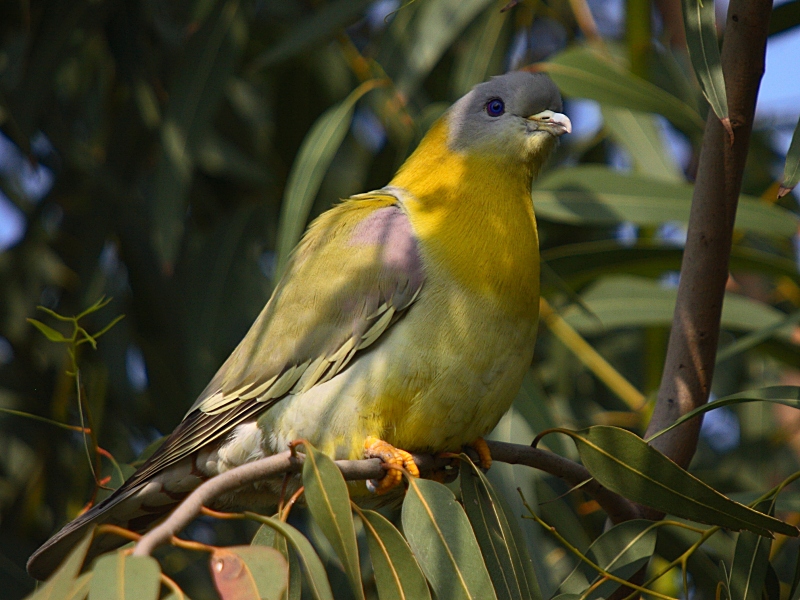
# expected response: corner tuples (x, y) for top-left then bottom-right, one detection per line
(131, 190), (425, 484)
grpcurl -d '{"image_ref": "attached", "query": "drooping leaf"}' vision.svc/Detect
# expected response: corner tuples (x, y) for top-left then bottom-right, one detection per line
(87, 553), (161, 600)
(359, 509), (432, 600)
(559, 276), (798, 343)
(402, 478), (497, 600)
(548, 425), (799, 537)
(211, 546), (289, 600)
(538, 45), (705, 136)
(26, 531), (93, 600)
(601, 107), (683, 182)
(150, 0), (248, 270)
(247, 0), (374, 70)
(390, 0), (495, 96)
(559, 520), (657, 599)
(729, 502), (773, 600)
(770, 0), (800, 37)
(460, 456), (542, 600)
(275, 79), (385, 277)
(648, 386), (800, 443)
(542, 241), (800, 292)
(531, 166), (798, 238)
(779, 115), (800, 198)
(246, 515), (334, 600)
(681, 0), (731, 139)
(300, 442), (363, 600)
(252, 524), (302, 600)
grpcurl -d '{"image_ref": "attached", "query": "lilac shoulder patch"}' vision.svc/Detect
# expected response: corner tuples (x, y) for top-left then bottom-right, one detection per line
(349, 205), (424, 291)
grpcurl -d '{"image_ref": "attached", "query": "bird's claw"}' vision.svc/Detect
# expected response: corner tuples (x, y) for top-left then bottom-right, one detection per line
(364, 436), (419, 494)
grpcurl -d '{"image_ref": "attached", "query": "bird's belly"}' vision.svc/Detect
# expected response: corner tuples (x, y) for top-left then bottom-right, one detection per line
(243, 287), (537, 464)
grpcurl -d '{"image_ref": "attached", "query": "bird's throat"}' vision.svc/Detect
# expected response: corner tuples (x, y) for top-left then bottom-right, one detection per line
(390, 119), (540, 317)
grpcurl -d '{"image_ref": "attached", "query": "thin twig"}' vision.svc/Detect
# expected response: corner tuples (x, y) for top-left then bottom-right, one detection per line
(131, 440), (638, 556)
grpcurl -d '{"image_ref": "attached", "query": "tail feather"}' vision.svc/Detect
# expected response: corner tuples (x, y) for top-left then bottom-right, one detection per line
(27, 456), (204, 581)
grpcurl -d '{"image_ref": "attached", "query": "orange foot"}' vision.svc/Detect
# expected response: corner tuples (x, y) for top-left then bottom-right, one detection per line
(467, 437), (492, 470)
(364, 436), (420, 494)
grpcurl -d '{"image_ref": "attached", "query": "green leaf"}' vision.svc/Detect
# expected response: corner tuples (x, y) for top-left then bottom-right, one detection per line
(252, 524), (301, 600)
(601, 107), (683, 182)
(450, 4), (509, 97)
(716, 309), (800, 364)
(559, 520), (657, 599)
(300, 442), (363, 600)
(402, 478), (497, 600)
(681, 0), (730, 136)
(27, 531), (93, 600)
(779, 115), (800, 198)
(531, 166), (798, 238)
(770, 0), (800, 36)
(460, 457), (542, 600)
(150, 0), (247, 269)
(246, 514), (334, 600)
(648, 386), (800, 442)
(247, 0), (373, 71)
(729, 502), (773, 600)
(27, 319), (68, 343)
(65, 573), (93, 600)
(550, 425), (798, 537)
(87, 554), (160, 600)
(487, 397), (558, 593)
(359, 509), (432, 600)
(210, 546), (289, 600)
(542, 241), (800, 292)
(391, 0), (495, 96)
(275, 79), (385, 277)
(538, 45), (705, 136)
(559, 276), (798, 343)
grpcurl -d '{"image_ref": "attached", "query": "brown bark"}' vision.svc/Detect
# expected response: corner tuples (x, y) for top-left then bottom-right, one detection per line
(645, 0), (773, 467)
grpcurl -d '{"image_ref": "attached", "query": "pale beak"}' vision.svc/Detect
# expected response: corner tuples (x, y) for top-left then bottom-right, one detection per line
(527, 110), (572, 136)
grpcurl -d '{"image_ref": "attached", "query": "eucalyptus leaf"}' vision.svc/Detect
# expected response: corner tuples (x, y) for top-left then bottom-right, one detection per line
(246, 515), (334, 600)
(729, 502), (773, 600)
(647, 386), (800, 442)
(210, 546), (289, 600)
(460, 456), (542, 600)
(275, 79), (385, 277)
(402, 478), (497, 600)
(779, 115), (800, 198)
(27, 531), (93, 600)
(87, 554), (161, 600)
(551, 425), (798, 537)
(532, 166), (798, 238)
(559, 520), (657, 599)
(539, 45), (705, 135)
(681, 0), (730, 136)
(252, 523), (302, 600)
(301, 442), (363, 600)
(360, 509), (432, 600)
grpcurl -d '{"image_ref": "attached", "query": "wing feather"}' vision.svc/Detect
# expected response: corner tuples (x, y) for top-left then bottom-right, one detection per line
(124, 190), (425, 487)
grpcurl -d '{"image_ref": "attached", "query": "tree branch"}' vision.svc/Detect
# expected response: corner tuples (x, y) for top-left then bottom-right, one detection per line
(132, 440), (638, 557)
(645, 0), (773, 468)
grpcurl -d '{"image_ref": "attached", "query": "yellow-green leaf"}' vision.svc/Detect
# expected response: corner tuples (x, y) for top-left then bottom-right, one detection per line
(402, 478), (497, 600)
(87, 553), (160, 600)
(360, 509), (431, 600)
(549, 426), (798, 537)
(301, 442), (363, 600)
(681, 0), (730, 137)
(211, 546), (288, 600)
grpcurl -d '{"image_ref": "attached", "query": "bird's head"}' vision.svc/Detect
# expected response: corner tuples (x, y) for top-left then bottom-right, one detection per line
(446, 71), (571, 166)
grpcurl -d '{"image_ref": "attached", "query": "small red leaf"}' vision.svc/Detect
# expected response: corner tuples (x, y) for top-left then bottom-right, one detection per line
(211, 550), (260, 600)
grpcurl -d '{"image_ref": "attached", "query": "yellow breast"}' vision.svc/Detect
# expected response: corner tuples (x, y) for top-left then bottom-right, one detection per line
(390, 118), (540, 321)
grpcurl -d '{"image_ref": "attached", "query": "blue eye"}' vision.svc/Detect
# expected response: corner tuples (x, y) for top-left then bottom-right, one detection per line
(486, 98), (504, 117)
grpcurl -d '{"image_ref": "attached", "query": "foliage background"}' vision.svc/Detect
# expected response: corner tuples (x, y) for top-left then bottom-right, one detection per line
(2, 0), (800, 598)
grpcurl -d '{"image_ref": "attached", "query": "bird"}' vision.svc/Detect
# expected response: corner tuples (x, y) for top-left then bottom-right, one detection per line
(27, 70), (571, 581)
